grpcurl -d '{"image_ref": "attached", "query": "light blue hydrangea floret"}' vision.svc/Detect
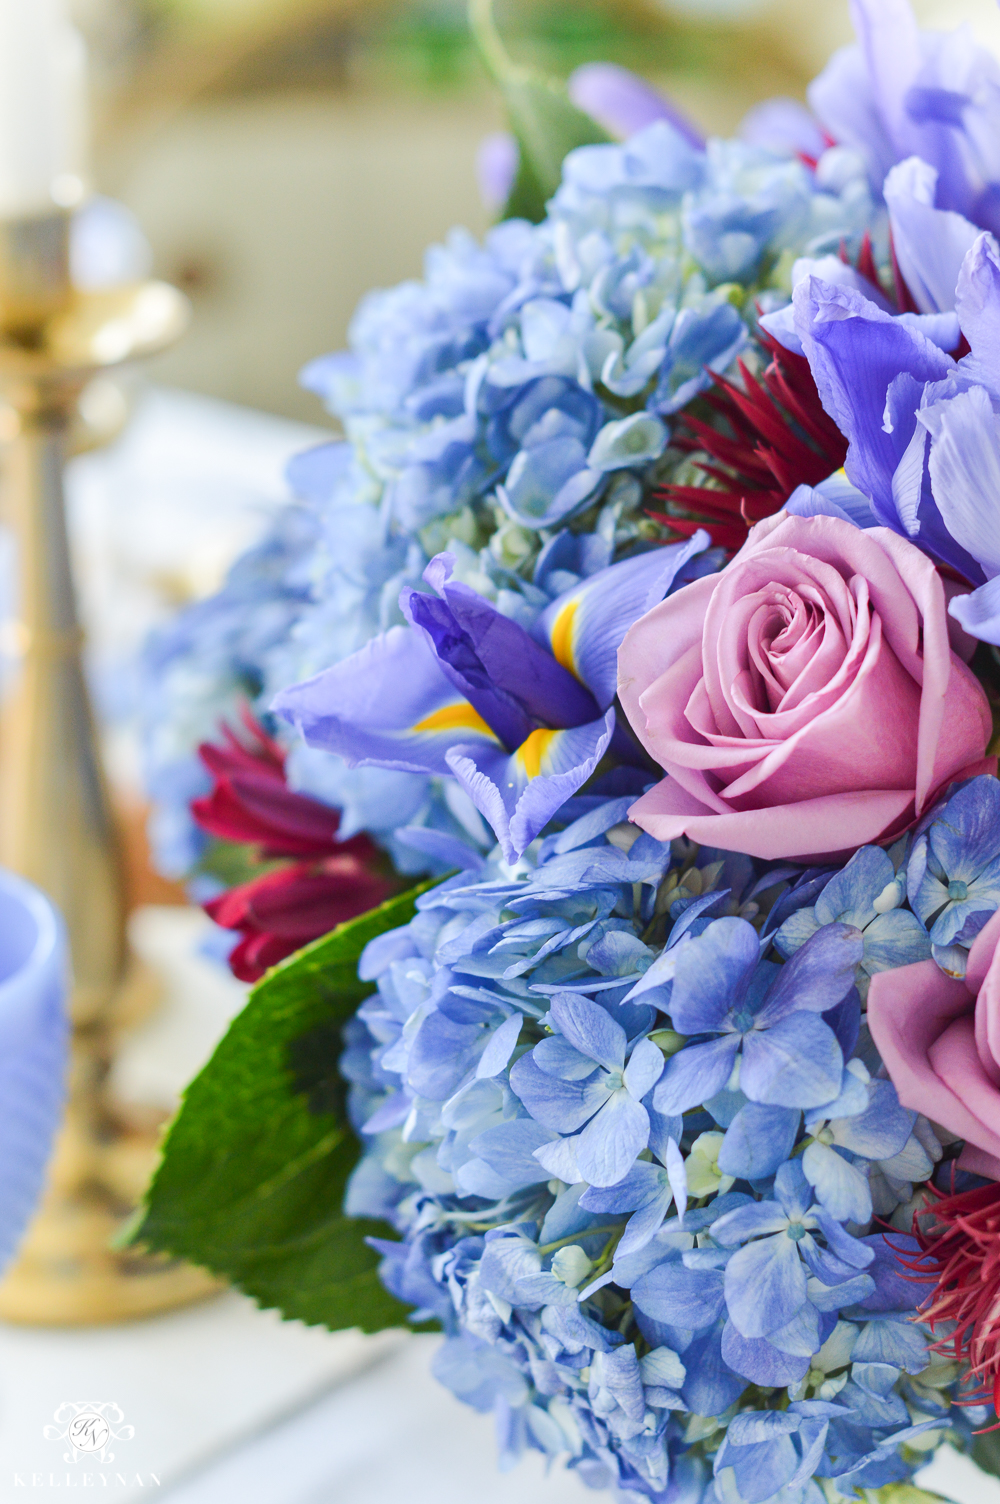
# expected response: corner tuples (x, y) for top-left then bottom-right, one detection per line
(341, 794), (974, 1502)
(775, 843), (931, 999)
(906, 775), (1000, 976)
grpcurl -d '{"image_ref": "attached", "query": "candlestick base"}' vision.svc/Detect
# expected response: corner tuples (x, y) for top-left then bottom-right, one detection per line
(0, 1128), (220, 1327)
(0, 955), (221, 1327)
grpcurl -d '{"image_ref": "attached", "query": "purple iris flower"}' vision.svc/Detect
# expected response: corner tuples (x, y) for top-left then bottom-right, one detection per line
(779, 233), (996, 574)
(272, 535), (709, 862)
(883, 156), (982, 314)
(786, 231), (1000, 642)
(807, 0), (1000, 234)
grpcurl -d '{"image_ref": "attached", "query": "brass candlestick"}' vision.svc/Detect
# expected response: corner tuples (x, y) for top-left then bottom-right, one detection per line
(0, 207), (218, 1323)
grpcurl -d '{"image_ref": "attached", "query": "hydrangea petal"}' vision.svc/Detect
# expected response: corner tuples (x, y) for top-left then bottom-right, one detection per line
(724, 1232), (808, 1339)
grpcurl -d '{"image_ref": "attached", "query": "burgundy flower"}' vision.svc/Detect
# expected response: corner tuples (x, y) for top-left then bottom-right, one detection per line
(648, 331), (848, 552)
(192, 711), (395, 982)
(904, 1179), (1000, 1418)
(205, 856), (395, 984)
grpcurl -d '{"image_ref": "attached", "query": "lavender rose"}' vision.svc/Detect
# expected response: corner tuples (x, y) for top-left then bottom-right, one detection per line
(617, 512), (994, 860)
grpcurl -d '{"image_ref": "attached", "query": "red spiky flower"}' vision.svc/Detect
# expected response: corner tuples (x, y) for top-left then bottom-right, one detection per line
(192, 708), (396, 982)
(904, 1179), (1000, 1419)
(647, 331), (849, 552)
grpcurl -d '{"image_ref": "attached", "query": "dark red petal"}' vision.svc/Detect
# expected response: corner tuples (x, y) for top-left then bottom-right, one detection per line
(902, 1178), (1000, 1416)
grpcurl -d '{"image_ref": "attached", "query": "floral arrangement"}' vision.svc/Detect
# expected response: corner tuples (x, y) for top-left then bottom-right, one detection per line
(134, 2), (1000, 1499)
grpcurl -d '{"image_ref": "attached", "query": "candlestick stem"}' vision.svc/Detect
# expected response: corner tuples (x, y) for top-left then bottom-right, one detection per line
(0, 208), (217, 1323)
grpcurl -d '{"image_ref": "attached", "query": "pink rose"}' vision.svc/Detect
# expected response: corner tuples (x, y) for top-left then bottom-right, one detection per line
(868, 908), (1000, 1180)
(617, 512), (994, 861)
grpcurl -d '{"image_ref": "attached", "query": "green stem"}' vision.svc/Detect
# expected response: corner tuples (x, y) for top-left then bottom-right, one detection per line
(538, 1225), (623, 1255)
(467, 0), (513, 83)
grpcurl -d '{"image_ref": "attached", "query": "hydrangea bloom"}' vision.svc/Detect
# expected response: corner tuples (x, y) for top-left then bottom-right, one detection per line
(342, 796), (970, 1498)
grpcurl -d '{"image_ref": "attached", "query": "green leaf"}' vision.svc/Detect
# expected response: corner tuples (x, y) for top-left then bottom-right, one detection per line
(468, 0), (611, 224)
(973, 1425), (1000, 1480)
(131, 880), (442, 1331)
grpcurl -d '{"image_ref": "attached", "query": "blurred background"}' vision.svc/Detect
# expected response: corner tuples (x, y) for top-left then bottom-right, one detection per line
(77, 0), (1000, 423)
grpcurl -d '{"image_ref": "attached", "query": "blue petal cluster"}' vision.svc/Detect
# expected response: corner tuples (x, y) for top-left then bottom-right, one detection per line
(342, 796), (969, 1500)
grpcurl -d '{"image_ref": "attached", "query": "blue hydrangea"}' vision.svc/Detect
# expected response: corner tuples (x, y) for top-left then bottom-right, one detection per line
(341, 795), (966, 1499)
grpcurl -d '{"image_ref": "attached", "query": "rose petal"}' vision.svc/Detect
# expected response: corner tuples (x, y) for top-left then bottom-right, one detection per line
(929, 1016), (1000, 1153)
(868, 960), (1000, 1162)
(627, 779), (916, 862)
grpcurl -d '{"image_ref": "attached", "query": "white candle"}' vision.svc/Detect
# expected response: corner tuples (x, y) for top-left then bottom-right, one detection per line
(0, 0), (88, 218)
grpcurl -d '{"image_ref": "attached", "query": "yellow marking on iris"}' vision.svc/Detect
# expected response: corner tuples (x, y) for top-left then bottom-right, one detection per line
(517, 727), (560, 779)
(413, 702), (496, 738)
(549, 598), (579, 678)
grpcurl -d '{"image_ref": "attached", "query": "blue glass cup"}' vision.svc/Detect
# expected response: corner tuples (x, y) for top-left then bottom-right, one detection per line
(0, 868), (68, 1274)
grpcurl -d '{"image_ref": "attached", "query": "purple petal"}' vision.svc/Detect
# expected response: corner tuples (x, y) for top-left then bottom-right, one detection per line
(717, 1104), (801, 1182)
(532, 1034), (599, 1081)
(949, 573), (1000, 645)
(712, 1201), (789, 1248)
(739, 97), (826, 160)
(272, 625), (499, 776)
(884, 156), (979, 314)
(533, 1135), (584, 1184)
(922, 384), (1000, 577)
(568, 63), (703, 148)
(580, 1161), (664, 1213)
(476, 1012), (524, 1079)
(812, 1210), (875, 1269)
(724, 1233), (807, 1340)
(509, 1052), (611, 1132)
(404, 557), (599, 744)
(476, 131), (519, 212)
(632, 1262), (725, 1330)
(668, 916), (759, 1035)
(721, 1321), (810, 1387)
(665, 1137), (687, 1226)
(616, 1196), (672, 1259)
(468, 1118), (555, 1189)
(740, 1015), (843, 1110)
(753, 923), (862, 1026)
(801, 1141), (872, 1224)
(533, 535), (709, 711)
(446, 709), (615, 862)
(956, 233), (1000, 394)
(836, 0), (921, 164)
(623, 1036), (664, 1101)
(794, 273), (954, 527)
